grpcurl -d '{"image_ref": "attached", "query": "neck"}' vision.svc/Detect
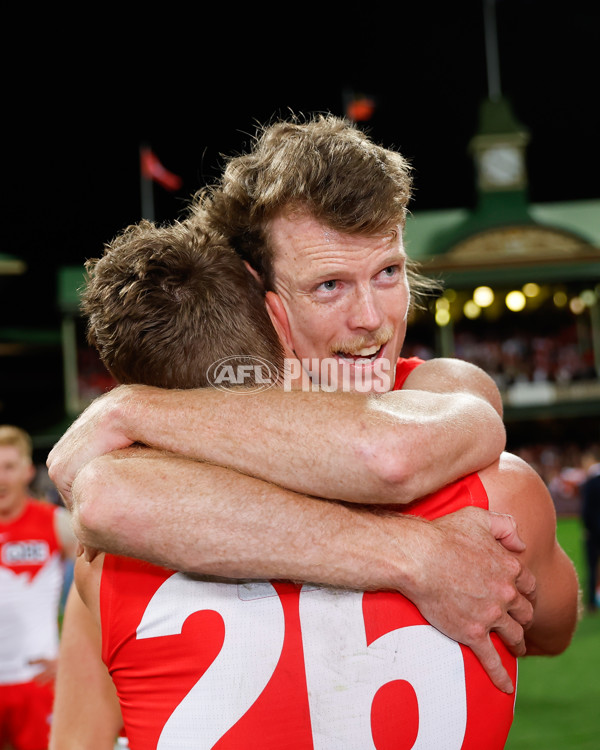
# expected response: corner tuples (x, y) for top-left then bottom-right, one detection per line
(0, 494), (29, 523)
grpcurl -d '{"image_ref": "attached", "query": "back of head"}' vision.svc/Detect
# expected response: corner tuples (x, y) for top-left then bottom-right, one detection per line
(196, 114), (413, 289)
(0, 425), (33, 463)
(83, 220), (283, 390)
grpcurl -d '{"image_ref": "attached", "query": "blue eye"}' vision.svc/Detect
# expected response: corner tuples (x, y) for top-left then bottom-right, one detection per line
(382, 266), (398, 276)
(320, 280), (337, 291)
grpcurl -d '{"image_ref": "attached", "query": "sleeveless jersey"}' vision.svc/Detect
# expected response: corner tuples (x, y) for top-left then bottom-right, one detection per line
(0, 499), (64, 684)
(393, 355), (422, 390)
(100, 358), (516, 748)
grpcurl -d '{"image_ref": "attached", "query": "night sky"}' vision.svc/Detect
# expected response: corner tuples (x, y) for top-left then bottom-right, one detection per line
(2, 0), (599, 437)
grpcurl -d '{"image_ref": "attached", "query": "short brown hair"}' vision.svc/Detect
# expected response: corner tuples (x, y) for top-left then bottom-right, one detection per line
(195, 114), (413, 289)
(82, 220), (283, 389)
(0, 425), (33, 462)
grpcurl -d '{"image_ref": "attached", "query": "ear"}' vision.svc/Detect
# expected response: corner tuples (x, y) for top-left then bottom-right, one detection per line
(243, 261), (262, 284)
(265, 291), (295, 358)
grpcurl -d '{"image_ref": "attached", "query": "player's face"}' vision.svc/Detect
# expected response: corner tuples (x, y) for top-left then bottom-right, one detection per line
(0, 446), (33, 519)
(269, 212), (409, 393)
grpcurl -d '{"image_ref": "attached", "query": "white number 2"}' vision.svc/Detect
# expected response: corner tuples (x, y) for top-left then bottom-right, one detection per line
(136, 576), (285, 748)
(137, 579), (467, 749)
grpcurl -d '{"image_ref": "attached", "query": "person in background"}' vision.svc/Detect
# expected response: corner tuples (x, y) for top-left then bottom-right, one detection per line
(580, 448), (600, 613)
(0, 425), (76, 750)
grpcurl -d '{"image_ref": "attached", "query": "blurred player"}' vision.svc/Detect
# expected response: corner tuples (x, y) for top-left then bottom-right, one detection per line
(0, 425), (76, 750)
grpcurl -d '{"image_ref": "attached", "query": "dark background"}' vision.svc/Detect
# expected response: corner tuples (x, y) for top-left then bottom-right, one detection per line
(2, 0), (599, 438)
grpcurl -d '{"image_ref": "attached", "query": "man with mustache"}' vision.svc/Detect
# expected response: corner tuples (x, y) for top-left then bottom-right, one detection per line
(51, 217), (577, 748)
(50, 114), (539, 695)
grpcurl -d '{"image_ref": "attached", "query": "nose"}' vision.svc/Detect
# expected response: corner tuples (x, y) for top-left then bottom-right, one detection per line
(348, 285), (384, 332)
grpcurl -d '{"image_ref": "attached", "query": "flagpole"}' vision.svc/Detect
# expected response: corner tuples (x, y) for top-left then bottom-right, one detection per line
(483, 0), (502, 102)
(139, 143), (155, 221)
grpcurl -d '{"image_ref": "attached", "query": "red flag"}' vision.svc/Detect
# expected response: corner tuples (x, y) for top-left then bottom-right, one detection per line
(140, 147), (183, 192)
(346, 96), (376, 122)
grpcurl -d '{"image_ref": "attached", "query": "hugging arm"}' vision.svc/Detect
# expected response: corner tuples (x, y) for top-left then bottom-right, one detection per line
(49, 357), (530, 692)
(47, 358), (505, 509)
(70, 446), (534, 693)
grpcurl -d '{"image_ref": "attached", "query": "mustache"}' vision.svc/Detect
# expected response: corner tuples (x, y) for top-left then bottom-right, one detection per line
(330, 325), (394, 355)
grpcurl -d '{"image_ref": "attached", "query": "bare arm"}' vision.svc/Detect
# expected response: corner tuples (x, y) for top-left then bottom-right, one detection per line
(50, 584), (123, 750)
(48, 360), (505, 508)
(480, 452), (580, 656)
(402, 357), (504, 417)
(71, 446), (534, 693)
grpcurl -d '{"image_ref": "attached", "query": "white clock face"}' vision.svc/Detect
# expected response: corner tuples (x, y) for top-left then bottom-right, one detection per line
(480, 146), (523, 187)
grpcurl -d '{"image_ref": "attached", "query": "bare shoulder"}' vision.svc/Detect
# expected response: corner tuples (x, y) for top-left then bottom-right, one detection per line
(479, 452), (557, 552)
(481, 456), (579, 656)
(480, 452), (548, 501)
(403, 357), (503, 414)
(404, 357), (492, 385)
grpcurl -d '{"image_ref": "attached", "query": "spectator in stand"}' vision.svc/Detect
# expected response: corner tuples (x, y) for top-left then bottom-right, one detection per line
(580, 449), (600, 613)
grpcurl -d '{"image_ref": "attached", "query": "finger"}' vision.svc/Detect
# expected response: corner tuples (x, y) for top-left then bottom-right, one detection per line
(489, 512), (526, 552)
(58, 489), (73, 511)
(508, 598), (535, 635)
(491, 615), (528, 657)
(83, 545), (99, 562)
(516, 565), (537, 602)
(469, 638), (515, 694)
(503, 589), (535, 630)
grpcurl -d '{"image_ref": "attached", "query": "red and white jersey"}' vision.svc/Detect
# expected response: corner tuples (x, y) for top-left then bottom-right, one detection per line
(0, 499), (64, 684)
(100, 358), (516, 748)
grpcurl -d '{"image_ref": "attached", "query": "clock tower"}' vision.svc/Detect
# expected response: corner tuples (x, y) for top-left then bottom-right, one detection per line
(470, 97), (530, 194)
(416, 91), (596, 280)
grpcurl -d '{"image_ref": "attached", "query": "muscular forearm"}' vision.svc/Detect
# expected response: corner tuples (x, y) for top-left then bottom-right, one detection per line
(71, 448), (412, 588)
(64, 381), (504, 506)
(71, 449), (533, 693)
